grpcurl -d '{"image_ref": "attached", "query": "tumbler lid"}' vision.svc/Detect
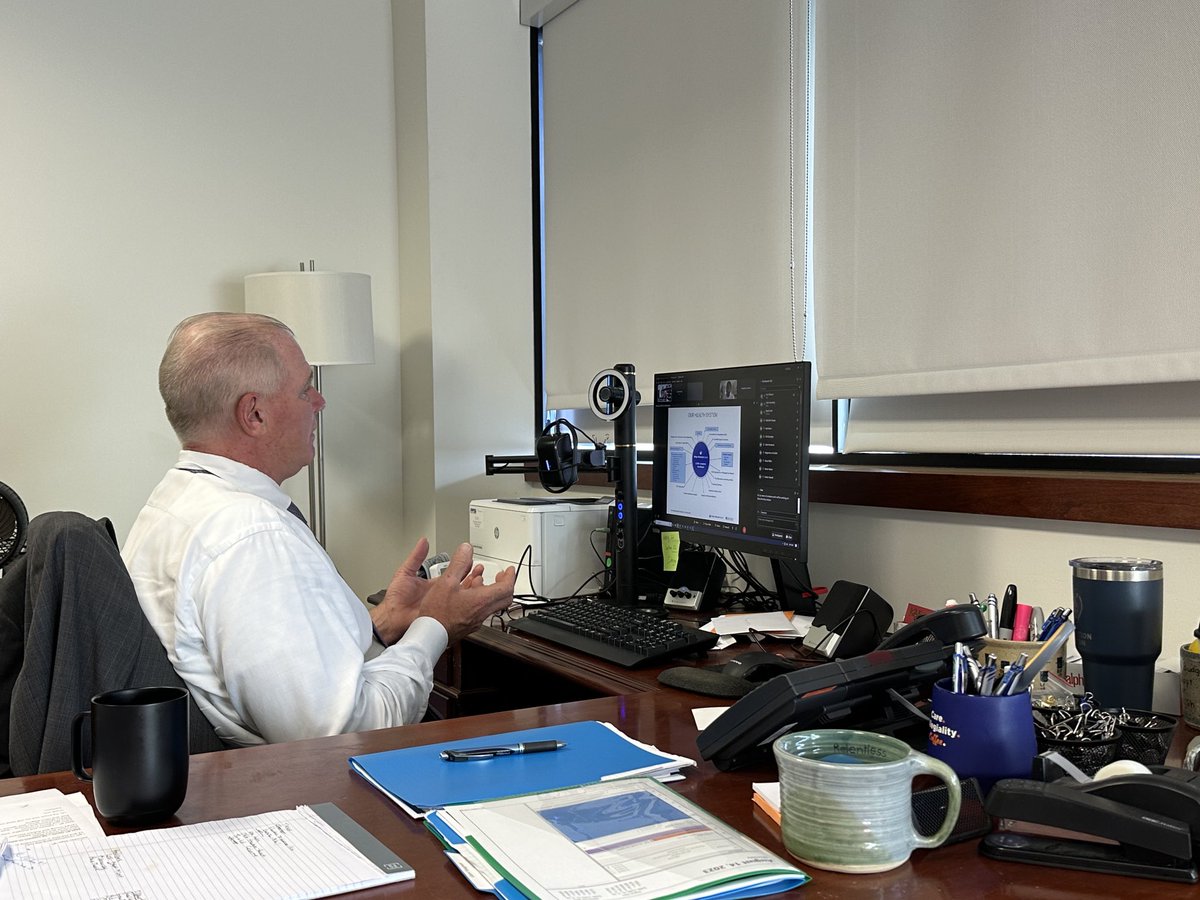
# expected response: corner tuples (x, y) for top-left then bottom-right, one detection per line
(1070, 557), (1163, 582)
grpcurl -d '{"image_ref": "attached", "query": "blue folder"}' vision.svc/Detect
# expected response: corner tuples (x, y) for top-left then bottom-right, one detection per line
(348, 720), (689, 812)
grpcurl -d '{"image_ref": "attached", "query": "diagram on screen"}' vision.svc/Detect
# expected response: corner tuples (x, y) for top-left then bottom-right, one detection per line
(666, 407), (740, 523)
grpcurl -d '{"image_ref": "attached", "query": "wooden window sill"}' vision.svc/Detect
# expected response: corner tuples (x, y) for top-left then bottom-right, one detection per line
(531, 466), (1200, 530)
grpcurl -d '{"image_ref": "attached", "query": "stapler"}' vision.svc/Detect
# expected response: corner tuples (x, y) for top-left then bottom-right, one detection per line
(981, 766), (1200, 883)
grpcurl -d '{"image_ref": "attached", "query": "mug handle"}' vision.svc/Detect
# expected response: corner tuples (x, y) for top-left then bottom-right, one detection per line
(906, 751), (961, 849)
(71, 711), (93, 782)
(1186, 735), (1200, 771)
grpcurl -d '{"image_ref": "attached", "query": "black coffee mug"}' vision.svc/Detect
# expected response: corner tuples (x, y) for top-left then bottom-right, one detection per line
(72, 686), (190, 825)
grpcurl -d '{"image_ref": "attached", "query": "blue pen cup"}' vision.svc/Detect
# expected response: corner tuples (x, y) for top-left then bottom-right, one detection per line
(926, 678), (1037, 792)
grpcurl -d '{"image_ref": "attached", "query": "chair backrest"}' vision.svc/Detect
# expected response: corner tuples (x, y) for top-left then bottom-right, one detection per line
(0, 480), (28, 570)
(0, 511), (226, 776)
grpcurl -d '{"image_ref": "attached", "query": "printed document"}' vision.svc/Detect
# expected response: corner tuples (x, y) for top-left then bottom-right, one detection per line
(0, 789), (107, 847)
(427, 776), (808, 900)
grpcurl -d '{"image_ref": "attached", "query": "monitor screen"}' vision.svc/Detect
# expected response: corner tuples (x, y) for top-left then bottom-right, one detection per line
(651, 361), (811, 564)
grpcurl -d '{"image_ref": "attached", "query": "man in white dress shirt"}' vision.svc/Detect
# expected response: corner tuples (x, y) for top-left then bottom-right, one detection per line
(123, 312), (516, 746)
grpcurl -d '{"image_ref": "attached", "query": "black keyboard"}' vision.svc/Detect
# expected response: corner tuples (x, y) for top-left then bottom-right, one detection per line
(507, 600), (718, 667)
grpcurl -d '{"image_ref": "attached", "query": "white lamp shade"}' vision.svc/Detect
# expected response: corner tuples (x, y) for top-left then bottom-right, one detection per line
(244, 270), (375, 366)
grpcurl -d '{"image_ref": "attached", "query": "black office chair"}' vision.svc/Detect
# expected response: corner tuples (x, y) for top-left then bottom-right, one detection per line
(0, 481), (28, 570)
(0, 511), (228, 776)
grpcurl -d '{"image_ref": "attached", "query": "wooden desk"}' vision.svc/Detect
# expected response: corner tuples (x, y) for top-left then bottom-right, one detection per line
(3, 692), (1197, 899)
(431, 611), (816, 717)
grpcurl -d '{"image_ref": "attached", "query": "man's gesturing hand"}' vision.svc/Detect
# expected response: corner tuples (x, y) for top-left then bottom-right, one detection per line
(370, 539), (515, 646)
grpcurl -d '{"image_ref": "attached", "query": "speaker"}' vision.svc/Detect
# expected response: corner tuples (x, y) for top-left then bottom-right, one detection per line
(803, 580), (893, 659)
(663, 550), (727, 611)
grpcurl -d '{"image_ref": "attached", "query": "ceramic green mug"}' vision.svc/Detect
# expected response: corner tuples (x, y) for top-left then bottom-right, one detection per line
(773, 728), (960, 873)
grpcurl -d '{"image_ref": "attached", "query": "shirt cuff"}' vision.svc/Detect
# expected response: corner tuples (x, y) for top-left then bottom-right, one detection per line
(390, 615), (449, 659)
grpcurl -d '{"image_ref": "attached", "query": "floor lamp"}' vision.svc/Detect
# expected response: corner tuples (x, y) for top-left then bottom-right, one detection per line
(244, 263), (374, 546)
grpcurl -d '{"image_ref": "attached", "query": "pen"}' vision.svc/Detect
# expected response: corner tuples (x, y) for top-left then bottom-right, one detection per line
(440, 740), (566, 761)
(1038, 607), (1071, 641)
(979, 653), (997, 695)
(951, 642), (965, 693)
(995, 652), (1028, 696)
(985, 593), (999, 639)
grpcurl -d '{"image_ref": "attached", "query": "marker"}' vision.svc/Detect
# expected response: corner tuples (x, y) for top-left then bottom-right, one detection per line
(1012, 604), (1033, 643)
(998, 584), (1018, 640)
(440, 740), (566, 761)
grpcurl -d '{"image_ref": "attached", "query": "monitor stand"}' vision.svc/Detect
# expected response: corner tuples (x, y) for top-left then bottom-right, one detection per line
(773, 558), (818, 615)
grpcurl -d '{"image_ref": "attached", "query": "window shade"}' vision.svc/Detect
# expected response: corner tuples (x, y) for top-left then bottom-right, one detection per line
(541, 0), (804, 412)
(813, 0), (1200, 402)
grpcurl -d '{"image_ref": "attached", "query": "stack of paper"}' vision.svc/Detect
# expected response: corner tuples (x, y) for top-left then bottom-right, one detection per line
(350, 720), (694, 817)
(752, 782), (782, 826)
(0, 789), (107, 847)
(0, 799), (411, 899)
(701, 612), (813, 650)
(426, 776), (808, 900)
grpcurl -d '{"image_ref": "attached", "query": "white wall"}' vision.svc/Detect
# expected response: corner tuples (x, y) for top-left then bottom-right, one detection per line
(6, 1), (1194, 677)
(394, 0), (536, 555)
(1, 0), (534, 597)
(0, 2), (405, 598)
(810, 506), (1200, 674)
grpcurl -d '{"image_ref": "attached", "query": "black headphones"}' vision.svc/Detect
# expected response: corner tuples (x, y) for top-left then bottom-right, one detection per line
(536, 418), (605, 493)
(536, 419), (582, 492)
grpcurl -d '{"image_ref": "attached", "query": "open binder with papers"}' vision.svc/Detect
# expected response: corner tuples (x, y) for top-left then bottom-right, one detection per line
(349, 720), (694, 816)
(424, 776), (809, 900)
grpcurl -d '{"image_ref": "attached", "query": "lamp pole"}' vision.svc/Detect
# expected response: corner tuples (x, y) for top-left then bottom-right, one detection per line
(309, 364), (327, 546)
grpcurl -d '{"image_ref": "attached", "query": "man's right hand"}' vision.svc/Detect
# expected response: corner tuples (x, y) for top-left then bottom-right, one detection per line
(416, 542), (516, 643)
(372, 540), (513, 645)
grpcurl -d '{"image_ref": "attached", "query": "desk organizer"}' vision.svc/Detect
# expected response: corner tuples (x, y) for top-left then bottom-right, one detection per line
(1112, 710), (1177, 766)
(1036, 733), (1120, 776)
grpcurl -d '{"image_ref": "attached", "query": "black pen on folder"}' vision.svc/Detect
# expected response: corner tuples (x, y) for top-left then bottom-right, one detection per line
(440, 740), (566, 761)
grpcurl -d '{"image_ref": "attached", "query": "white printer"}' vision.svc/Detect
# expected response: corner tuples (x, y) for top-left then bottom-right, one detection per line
(469, 498), (611, 600)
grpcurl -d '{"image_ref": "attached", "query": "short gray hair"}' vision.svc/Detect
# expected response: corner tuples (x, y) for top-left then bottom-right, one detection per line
(159, 312), (295, 443)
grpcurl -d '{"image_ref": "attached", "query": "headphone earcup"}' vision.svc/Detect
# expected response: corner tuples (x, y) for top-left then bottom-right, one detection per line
(536, 431), (579, 491)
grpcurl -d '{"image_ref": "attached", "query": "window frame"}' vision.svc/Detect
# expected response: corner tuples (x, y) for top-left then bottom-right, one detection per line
(526, 15), (1200, 530)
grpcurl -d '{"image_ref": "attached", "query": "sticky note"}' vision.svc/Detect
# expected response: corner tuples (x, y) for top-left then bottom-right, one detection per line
(661, 531), (680, 572)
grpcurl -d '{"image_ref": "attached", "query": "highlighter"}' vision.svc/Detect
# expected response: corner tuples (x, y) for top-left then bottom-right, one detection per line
(1011, 604), (1033, 642)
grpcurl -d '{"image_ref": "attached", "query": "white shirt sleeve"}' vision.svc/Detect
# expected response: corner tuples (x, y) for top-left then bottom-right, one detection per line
(189, 523), (447, 744)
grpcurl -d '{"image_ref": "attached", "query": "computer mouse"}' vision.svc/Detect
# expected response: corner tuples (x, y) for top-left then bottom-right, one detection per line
(721, 651), (797, 684)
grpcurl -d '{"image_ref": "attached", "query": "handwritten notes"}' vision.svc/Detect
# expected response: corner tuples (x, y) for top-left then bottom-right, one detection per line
(0, 803), (412, 899)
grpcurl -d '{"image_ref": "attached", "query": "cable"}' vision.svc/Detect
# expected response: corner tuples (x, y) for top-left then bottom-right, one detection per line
(709, 547), (779, 613)
(538, 418), (608, 493)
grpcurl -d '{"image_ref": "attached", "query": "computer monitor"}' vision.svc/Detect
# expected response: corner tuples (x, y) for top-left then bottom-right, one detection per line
(651, 361), (812, 607)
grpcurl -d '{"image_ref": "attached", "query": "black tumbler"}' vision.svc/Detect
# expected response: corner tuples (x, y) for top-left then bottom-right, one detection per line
(72, 685), (190, 825)
(1071, 558), (1163, 710)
